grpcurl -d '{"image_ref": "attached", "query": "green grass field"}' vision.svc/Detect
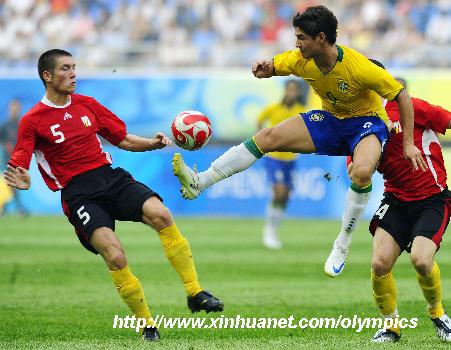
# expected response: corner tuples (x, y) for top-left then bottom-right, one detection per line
(0, 215), (450, 349)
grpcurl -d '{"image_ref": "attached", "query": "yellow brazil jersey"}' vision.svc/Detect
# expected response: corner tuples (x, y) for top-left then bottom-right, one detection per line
(273, 45), (403, 123)
(257, 102), (306, 161)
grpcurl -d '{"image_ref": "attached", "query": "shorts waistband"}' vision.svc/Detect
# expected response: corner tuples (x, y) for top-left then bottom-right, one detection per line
(63, 165), (112, 190)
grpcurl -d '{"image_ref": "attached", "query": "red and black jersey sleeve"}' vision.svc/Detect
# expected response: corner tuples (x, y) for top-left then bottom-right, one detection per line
(412, 97), (450, 134)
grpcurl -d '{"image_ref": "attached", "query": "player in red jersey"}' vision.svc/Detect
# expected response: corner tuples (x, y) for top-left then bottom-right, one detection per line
(3, 49), (223, 341)
(324, 61), (447, 278)
(327, 63), (450, 342)
(368, 75), (451, 343)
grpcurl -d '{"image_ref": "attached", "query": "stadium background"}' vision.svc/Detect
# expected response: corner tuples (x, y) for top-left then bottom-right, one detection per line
(0, 0), (450, 218)
(0, 2), (451, 349)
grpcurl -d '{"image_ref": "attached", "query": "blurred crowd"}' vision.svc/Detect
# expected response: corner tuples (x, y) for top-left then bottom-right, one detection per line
(0, 0), (450, 70)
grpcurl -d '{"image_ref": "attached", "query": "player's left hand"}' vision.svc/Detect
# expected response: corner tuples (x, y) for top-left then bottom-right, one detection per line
(404, 143), (427, 171)
(3, 165), (31, 190)
(153, 132), (172, 149)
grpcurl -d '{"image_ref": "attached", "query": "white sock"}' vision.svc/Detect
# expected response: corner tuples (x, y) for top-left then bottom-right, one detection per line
(336, 186), (371, 247)
(263, 204), (284, 236)
(383, 307), (399, 319)
(198, 143), (259, 190)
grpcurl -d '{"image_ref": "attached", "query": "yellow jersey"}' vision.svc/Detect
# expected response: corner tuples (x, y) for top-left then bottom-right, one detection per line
(273, 45), (403, 123)
(257, 101), (306, 161)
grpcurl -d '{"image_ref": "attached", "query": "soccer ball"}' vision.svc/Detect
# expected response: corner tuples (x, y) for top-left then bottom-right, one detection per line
(171, 111), (212, 150)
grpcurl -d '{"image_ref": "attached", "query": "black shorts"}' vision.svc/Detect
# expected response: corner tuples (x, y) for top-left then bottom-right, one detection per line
(369, 189), (450, 252)
(61, 165), (162, 254)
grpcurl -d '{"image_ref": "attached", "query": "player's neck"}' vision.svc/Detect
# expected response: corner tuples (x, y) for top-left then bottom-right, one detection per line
(45, 90), (71, 106)
(314, 45), (338, 75)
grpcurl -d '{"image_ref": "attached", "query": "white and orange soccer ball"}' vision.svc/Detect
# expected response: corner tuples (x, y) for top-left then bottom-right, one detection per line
(171, 111), (212, 150)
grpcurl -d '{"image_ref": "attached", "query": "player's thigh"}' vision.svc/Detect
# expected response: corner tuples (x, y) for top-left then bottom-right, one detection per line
(63, 201), (116, 255)
(351, 134), (382, 181)
(411, 192), (450, 250)
(111, 171), (164, 223)
(372, 227), (401, 274)
(255, 116), (316, 153)
(369, 195), (407, 272)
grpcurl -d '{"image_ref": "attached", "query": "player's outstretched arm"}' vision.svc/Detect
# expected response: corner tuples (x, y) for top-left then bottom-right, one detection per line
(252, 59), (275, 79)
(396, 89), (427, 171)
(117, 132), (172, 152)
(4, 165), (30, 190)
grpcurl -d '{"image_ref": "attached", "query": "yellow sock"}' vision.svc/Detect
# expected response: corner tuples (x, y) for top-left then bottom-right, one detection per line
(417, 261), (444, 319)
(158, 224), (202, 297)
(372, 270), (400, 334)
(110, 265), (155, 327)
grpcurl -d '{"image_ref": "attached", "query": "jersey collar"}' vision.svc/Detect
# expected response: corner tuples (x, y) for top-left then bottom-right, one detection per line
(336, 45), (344, 62)
(41, 95), (72, 108)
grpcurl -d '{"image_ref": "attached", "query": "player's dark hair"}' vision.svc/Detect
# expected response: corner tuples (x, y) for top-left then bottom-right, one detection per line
(285, 79), (300, 89)
(293, 6), (338, 44)
(368, 58), (386, 70)
(395, 77), (408, 89)
(37, 49), (72, 87)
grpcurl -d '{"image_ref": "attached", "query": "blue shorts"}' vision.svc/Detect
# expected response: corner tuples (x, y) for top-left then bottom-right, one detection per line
(264, 157), (296, 189)
(301, 110), (389, 156)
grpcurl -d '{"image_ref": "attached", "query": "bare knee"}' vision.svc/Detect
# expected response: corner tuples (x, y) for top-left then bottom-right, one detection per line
(372, 255), (394, 276)
(411, 252), (434, 276)
(142, 197), (173, 231)
(350, 163), (373, 188)
(103, 247), (127, 270)
(90, 228), (128, 270)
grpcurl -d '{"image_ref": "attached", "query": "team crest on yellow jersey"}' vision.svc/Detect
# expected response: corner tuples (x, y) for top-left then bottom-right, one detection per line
(309, 113), (324, 122)
(337, 80), (348, 93)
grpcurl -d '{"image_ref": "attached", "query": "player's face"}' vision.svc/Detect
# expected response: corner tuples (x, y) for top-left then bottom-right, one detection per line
(295, 27), (322, 59)
(284, 82), (300, 104)
(48, 56), (77, 95)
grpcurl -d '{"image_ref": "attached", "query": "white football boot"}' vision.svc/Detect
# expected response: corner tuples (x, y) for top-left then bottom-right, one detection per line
(172, 153), (201, 200)
(324, 238), (349, 277)
(262, 226), (282, 250)
(431, 313), (451, 342)
(372, 328), (400, 343)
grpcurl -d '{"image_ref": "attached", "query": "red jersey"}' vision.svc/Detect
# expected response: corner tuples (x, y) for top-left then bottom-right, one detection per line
(378, 97), (450, 201)
(8, 94), (127, 191)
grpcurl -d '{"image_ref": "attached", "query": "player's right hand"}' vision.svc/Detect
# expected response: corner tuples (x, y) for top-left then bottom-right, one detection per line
(3, 165), (30, 190)
(153, 132), (172, 149)
(404, 144), (427, 171)
(252, 60), (274, 79)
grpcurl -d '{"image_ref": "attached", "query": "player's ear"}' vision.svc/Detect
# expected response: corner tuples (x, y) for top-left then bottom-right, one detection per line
(317, 32), (326, 43)
(43, 70), (52, 84)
